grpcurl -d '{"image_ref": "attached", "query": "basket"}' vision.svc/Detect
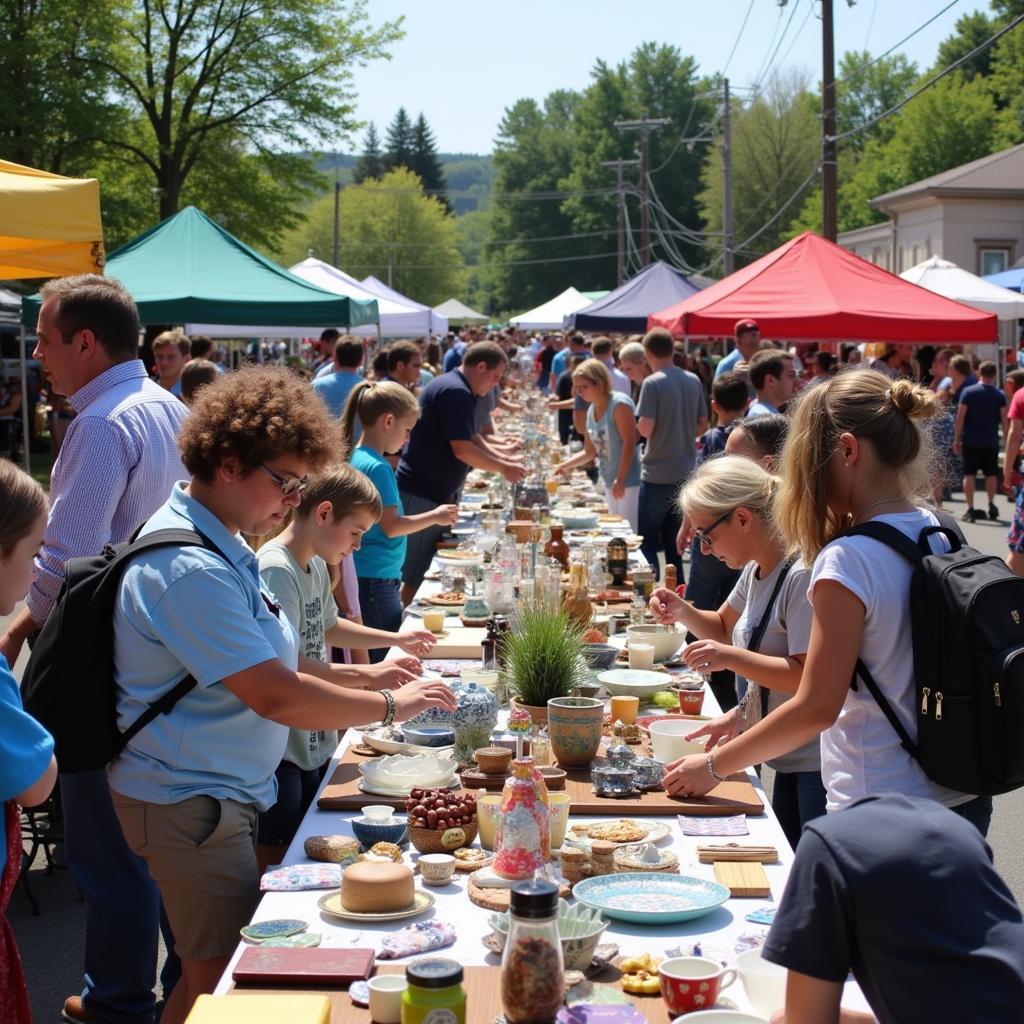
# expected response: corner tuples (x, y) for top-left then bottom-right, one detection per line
(408, 819), (478, 854)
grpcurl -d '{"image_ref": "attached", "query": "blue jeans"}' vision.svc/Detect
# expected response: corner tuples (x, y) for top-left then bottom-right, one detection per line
(257, 760), (330, 847)
(950, 794), (993, 837)
(638, 479), (685, 581)
(771, 769), (827, 850)
(358, 576), (404, 664)
(62, 770), (180, 1022)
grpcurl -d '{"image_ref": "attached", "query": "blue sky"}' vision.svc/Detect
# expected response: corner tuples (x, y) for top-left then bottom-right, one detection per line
(348, 0), (990, 154)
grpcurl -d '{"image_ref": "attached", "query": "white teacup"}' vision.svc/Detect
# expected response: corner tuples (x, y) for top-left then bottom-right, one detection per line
(736, 947), (788, 1016)
(649, 719), (707, 763)
(422, 609), (446, 633)
(418, 853), (456, 886)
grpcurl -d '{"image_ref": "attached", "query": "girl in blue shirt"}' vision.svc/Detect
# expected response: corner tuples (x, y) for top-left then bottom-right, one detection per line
(0, 460), (56, 1024)
(342, 381), (457, 658)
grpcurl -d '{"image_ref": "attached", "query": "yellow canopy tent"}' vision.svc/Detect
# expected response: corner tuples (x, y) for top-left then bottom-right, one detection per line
(0, 159), (104, 470)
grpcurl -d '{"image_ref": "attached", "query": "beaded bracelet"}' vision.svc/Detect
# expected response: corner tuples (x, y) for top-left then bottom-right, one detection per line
(381, 688), (396, 728)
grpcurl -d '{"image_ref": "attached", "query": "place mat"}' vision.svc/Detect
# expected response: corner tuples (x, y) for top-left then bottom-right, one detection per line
(316, 748), (465, 812)
(229, 964), (677, 1023)
(678, 814), (750, 837)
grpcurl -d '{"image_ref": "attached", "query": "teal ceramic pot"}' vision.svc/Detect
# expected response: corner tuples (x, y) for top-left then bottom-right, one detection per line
(547, 697), (605, 768)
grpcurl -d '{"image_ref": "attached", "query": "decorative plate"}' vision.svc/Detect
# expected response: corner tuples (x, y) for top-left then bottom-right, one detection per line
(239, 918), (307, 942)
(572, 873), (730, 925)
(316, 889), (435, 923)
(565, 820), (669, 849)
(362, 728), (454, 758)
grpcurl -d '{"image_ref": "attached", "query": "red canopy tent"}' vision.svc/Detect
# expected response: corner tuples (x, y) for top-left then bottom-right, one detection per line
(649, 232), (998, 343)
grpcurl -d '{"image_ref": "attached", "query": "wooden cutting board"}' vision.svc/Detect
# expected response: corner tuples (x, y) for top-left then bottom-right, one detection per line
(713, 860), (772, 898)
(230, 964), (677, 1023)
(316, 748), (466, 812)
(427, 625), (486, 659)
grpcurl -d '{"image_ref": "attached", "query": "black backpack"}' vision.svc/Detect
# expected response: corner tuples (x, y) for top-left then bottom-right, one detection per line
(845, 515), (1024, 796)
(21, 529), (222, 774)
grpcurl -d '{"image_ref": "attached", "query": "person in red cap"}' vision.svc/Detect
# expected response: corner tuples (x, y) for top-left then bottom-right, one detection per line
(715, 319), (761, 379)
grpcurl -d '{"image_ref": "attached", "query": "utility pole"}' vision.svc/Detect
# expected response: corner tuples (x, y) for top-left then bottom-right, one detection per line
(821, 0), (838, 241)
(614, 113), (671, 266)
(332, 165), (342, 267)
(601, 157), (640, 285)
(722, 78), (734, 275)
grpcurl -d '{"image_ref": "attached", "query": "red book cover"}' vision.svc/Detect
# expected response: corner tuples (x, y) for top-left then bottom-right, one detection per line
(232, 947), (375, 986)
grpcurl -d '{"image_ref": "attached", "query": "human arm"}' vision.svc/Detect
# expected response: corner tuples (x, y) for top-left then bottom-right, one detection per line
(297, 653), (419, 690)
(681, 641), (805, 694)
(17, 755), (58, 807)
(675, 514), (692, 557)
(636, 416), (655, 439)
(648, 586), (738, 644)
(611, 401), (637, 498)
(572, 407), (587, 438)
(326, 618), (436, 657)
(1000, 404), (1010, 447)
(546, 397), (576, 410)
(1003, 417), (1023, 490)
(379, 503), (457, 538)
(0, 606), (40, 667)
(556, 435), (598, 476)
(953, 402), (967, 452)
(450, 438), (525, 481)
(695, 413), (709, 437)
(767, 973), (846, 1024)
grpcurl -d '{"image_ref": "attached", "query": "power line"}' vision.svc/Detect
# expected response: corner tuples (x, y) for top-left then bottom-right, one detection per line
(752, 0), (803, 96)
(750, 4), (786, 94)
(734, 162), (821, 251)
(344, 249), (621, 272)
(827, 11), (1024, 143)
(722, 0), (757, 78)
(776, 0), (817, 70)
(848, 1), (959, 79)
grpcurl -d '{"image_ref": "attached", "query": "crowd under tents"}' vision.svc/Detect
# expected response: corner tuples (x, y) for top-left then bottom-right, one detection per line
(508, 287), (594, 331)
(648, 232), (998, 344)
(360, 275), (448, 337)
(433, 297), (488, 325)
(564, 261), (702, 334)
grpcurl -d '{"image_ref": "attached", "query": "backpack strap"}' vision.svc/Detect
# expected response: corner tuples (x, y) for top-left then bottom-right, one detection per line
(112, 527), (228, 754)
(745, 560), (793, 720)
(851, 657), (921, 761)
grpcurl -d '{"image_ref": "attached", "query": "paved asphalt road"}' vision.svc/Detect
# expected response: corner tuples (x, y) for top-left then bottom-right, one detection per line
(6, 491), (1024, 1023)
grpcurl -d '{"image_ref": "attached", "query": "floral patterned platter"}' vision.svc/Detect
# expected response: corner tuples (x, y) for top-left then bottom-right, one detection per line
(571, 873), (730, 925)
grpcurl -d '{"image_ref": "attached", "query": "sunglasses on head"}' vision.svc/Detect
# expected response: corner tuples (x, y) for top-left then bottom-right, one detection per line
(258, 463), (309, 497)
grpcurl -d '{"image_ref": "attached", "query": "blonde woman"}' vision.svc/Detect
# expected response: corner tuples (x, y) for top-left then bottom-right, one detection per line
(649, 455), (823, 847)
(555, 358), (640, 530)
(659, 371), (990, 836)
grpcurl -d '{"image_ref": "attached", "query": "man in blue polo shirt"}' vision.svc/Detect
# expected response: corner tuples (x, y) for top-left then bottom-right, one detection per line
(398, 341), (525, 602)
(311, 337), (364, 417)
(715, 318), (760, 378)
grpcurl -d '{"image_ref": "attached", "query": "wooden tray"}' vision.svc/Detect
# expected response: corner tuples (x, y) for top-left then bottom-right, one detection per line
(426, 625), (486, 659)
(230, 964), (678, 1023)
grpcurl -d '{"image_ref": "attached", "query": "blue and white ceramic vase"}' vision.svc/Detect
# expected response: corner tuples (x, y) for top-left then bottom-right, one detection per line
(453, 682), (499, 763)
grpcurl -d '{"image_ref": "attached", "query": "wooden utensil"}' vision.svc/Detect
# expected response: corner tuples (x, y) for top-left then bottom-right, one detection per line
(697, 844), (780, 864)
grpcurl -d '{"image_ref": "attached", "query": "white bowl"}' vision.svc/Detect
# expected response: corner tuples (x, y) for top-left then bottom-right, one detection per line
(596, 668), (668, 698)
(672, 1012), (769, 1024)
(736, 948), (788, 1016)
(359, 753), (457, 790)
(649, 719), (708, 763)
(626, 624), (685, 662)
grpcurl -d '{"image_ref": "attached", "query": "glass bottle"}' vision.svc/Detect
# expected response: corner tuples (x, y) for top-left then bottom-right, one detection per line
(494, 756), (550, 880)
(606, 537), (628, 586)
(543, 525), (569, 569)
(562, 563), (594, 627)
(402, 957), (466, 1024)
(501, 881), (564, 1024)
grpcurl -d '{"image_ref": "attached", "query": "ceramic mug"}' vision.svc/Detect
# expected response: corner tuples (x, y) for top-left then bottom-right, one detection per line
(548, 791), (571, 848)
(367, 974), (407, 1024)
(547, 697), (605, 767)
(736, 947), (788, 1016)
(659, 956), (737, 1016)
(610, 695), (640, 725)
(628, 643), (656, 670)
(418, 853), (456, 886)
(422, 609), (446, 633)
(476, 793), (502, 851)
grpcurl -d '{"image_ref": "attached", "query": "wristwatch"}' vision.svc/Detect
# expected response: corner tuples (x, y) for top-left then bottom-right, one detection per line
(381, 688), (396, 728)
(705, 749), (726, 784)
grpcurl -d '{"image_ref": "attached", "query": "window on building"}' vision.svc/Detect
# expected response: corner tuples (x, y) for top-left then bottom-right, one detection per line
(978, 246), (1012, 277)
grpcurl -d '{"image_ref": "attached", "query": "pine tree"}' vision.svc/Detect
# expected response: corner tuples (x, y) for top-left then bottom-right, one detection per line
(411, 112), (450, 212)
(383, 107), (414, 171)
(353, 122), (383, 182)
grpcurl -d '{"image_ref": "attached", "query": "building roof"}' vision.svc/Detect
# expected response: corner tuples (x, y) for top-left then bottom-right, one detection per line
(872, 143), (1024, 208)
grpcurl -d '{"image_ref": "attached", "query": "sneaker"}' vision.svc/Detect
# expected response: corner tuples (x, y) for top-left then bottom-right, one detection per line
(61, 997), (116, 1024)
(989, 502), (1000, 521)
(962, 508), (977, 523)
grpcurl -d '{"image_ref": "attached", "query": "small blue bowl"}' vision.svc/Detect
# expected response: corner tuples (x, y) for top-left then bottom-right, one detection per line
(350, 815), (408, 849)
(401, 724), (455, 748)
(584, 643), (619, 670)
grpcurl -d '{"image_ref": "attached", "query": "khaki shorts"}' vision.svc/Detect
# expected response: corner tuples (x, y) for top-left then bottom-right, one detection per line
(111, 789), (259, 961)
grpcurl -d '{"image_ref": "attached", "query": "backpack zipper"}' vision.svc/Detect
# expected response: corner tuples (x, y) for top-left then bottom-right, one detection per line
(934, 691), (943, 720)
(994, 681), (1002, 707)
(921, 687), (931, 715)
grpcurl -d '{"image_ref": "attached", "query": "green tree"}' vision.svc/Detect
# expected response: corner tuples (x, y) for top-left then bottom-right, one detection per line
(384, 107), (415, 171)
(934, 10), (999, 82)
(276, 167), (465, 306)
(410, 113), (450, 212)
(834, 50), (919, 152)
(699, 70), (819, 268)
(353, 123), (384, 183)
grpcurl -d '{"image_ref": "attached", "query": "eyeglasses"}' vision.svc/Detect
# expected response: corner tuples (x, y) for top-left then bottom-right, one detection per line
(258, 463), (309, 497)
(693, 509), (733, 549)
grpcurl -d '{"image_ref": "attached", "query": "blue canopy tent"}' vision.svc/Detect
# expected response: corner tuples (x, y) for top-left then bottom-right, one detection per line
(563, 261), (702, 334)
(984, 268), (1024, 293)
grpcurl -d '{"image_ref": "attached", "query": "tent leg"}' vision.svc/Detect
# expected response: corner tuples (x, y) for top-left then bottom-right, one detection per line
(19, 325), (31, 475)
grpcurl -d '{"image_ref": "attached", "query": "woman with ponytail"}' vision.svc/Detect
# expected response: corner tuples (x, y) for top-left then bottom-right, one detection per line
(649, 455), (823, 847)
(658, 371), (990, 836)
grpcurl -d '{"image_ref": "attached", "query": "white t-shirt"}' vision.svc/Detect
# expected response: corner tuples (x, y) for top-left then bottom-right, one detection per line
(728, 558), (819, 774)
(810, 509), (973, 811)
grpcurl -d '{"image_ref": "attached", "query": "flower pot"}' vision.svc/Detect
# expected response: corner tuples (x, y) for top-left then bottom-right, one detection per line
(510, 699), (549, 727)
(547, 696), (605, 768)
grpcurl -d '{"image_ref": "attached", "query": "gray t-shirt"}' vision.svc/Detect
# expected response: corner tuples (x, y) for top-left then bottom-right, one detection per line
(258, 540), (340, 771)
(727, 558), (819, 774)
(636, 366), (707, 483)
(474, 385), (499, 433)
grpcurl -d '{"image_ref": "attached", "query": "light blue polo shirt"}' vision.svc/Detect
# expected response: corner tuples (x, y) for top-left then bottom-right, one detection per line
(351, 445), (405, 579)
(109, 482), (298, 810)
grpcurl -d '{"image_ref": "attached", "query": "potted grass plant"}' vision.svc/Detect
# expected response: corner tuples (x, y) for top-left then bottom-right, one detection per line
(505, 603), (587, 725)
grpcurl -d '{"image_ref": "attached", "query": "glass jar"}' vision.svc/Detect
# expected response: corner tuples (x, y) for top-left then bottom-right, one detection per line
(501, 881), (564, 1024)
(606, 537), (628, 586)
(402, 957), (466, 1024)
(494, 756), (550, 880)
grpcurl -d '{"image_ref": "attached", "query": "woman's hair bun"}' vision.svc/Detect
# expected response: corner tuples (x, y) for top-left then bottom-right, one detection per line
(888, 378), (937, 421)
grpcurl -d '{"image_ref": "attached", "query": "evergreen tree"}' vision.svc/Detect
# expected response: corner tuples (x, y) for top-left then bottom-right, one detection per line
(353, 122), (383, 182)
(383, 107), (414, 171)
(411, 112), (450, 212)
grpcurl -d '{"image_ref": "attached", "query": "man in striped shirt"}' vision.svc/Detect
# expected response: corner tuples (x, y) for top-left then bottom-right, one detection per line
(0, 275), (188, 1024)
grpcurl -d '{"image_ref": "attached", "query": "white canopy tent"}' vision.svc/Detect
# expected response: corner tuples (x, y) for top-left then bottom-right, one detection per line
(433, 298), (488, 324)
(360, 275), (447, 336)
(508, 287), (593, 331)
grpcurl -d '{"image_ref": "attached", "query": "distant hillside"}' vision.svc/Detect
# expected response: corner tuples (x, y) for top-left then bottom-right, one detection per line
(315, 152), (494, 215)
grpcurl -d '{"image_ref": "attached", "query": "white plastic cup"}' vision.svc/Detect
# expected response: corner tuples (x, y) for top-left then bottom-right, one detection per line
(628, 642), (655, 670)
(367, 974), (407, 1023)
(736, 947), (788, 1016)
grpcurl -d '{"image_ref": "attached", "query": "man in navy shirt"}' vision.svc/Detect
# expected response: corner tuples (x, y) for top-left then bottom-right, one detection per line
(762, 793), (1024, 1024)
(398, 341), (525, 601)
(955, 361), (1008, 522)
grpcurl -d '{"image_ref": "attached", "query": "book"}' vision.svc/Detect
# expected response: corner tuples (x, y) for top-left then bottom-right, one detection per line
(231, 946), (375, 986)
(185, 994), (330, 1024)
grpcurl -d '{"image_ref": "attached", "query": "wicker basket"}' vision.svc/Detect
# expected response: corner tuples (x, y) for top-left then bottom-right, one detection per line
(408, 819), (478, 854)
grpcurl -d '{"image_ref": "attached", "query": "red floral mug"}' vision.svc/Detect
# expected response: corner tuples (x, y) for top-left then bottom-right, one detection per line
(658, 956), (738, 1015)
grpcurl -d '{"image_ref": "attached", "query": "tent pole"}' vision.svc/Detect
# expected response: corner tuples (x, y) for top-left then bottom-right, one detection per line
(19, 324), (31, 475)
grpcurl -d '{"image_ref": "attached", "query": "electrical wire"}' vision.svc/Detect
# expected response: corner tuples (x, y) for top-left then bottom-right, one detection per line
(863, 0), (879, 52)
(827, 12), (1024, 143)
(749, 4), (786, 95)
(344, 249), (622, 272)
(847, 1), (959, 79)
(775, 0), (816, 70)
(751, 0), (803, 96)
(722, 0), (757, 78)
(733, 162), (821, 250)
